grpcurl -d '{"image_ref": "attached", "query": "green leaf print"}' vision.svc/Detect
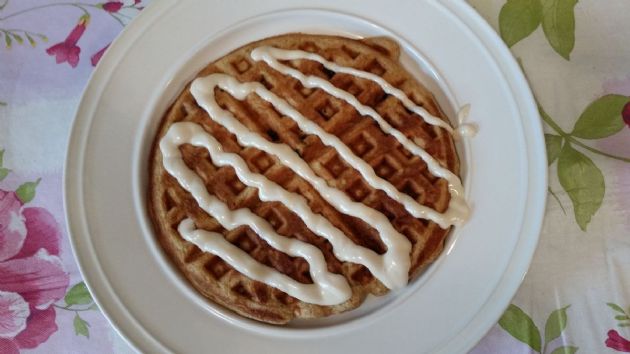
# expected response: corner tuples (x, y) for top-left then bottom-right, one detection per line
(73, 314), (90, 338)
(4, 32), (11, 48)
(499, 0), (543, 47)
(15, 178), (41, 204)
(545, 134), (563, 164)
(10, 32), (22, 45)
(545, 306), (570, 344)
(0, 150), (9, 181)
(607, 303), (626, 314)
(499, 304), (542, 352)
(550, 346), (579, 354)
(0, 168), (9, 181)
(0, 29), (47, 48)
(557, 144), (604, 231)
(533, 91), (630, 229)
(65, 282), (93, 306)
(25, 33), (36, 47)
(541, 0), (578, 60)
(607, 303), (630, 327)
(499, 0), (578, 60)
(571, 94), (629, 139)
(499, 304), (578, 353)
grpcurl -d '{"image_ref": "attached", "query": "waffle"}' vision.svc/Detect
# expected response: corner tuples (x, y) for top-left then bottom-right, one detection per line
(148, 33), (459, 324)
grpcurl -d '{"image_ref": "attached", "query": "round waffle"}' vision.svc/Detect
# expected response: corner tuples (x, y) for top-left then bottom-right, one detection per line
(148, 33), (460, 324)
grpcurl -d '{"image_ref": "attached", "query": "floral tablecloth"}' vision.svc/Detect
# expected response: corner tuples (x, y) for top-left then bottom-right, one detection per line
(0, 1), (628, 353)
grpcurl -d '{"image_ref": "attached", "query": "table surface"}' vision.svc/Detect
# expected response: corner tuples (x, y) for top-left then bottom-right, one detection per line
(1, 1), (629, 353)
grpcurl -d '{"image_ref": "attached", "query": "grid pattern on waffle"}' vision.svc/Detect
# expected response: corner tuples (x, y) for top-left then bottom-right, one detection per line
(148, 34), (459, 324)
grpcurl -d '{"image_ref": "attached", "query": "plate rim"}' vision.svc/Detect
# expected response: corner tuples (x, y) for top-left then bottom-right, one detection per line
(63, 1), (547, 353)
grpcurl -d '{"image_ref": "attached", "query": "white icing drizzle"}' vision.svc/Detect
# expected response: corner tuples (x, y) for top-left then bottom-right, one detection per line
(160, 123), (351, 305)
(190, 74), (411, 289)
(193, 73), (467, 228)
(160, 44), (476, 305)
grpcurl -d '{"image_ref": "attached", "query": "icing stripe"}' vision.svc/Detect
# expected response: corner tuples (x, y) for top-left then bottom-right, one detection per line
(160, 122), (351, 305)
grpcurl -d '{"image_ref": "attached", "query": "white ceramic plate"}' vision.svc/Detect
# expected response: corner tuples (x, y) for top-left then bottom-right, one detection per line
(64, 1), (547, 353)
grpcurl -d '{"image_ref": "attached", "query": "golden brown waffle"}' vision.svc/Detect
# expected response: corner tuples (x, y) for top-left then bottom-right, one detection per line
(148, 33), (459, 324)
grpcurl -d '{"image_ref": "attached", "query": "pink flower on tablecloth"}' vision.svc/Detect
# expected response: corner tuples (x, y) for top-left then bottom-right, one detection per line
(622, 102), (630, 128)
(45, 15), (89, 68)
(607, 330), (630, 352)
(91, 43), (110, 66)
(100, 2), (123, 13)
(0, 190), (69, 353)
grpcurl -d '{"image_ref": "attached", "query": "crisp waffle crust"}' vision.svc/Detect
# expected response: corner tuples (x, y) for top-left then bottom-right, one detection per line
(148, 33), (459, 324)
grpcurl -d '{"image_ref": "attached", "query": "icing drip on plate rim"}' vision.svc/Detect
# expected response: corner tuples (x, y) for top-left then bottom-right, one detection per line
(159, 44), (476, 306)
